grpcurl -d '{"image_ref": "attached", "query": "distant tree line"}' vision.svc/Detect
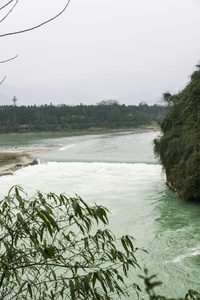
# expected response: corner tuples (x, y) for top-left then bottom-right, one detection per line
(0, 102), (166, 133)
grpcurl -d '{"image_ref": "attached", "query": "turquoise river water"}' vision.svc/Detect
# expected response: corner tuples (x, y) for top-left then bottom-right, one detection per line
(0, 130), (199, 298)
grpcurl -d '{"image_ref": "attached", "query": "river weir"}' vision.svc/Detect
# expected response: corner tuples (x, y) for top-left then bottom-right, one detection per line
(0, 130), (199, 298)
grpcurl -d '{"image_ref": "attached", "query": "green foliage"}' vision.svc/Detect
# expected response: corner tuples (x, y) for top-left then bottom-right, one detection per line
(0, 103), (166, 133)
(162, 92), (177, 107)
(96, 99), (120, 106)
(154, 64), (200, 201)
(0, 186), (141, 299)
(141, 269), (200, 300)
(0, 186), (199, 299)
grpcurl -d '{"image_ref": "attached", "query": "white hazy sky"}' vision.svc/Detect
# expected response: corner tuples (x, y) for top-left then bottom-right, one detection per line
(1, 0), (200, 102)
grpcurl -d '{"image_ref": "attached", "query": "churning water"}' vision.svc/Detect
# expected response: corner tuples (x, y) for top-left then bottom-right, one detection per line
(0, 130), (199, 298)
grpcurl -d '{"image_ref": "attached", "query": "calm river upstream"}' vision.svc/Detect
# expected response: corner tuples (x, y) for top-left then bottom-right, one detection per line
(0, 130), (199, 298)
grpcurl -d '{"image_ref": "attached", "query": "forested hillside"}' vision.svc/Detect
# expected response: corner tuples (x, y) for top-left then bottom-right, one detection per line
(154, 65), (200, 201)
(0, 102), (166, 133)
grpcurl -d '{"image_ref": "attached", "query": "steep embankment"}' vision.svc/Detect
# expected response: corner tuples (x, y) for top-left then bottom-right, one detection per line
(154, 65), (200, 201)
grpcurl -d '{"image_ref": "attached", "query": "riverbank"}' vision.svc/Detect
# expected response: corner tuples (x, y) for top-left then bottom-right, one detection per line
(0, 149), (42, 176)
(0, 124), (161, 137)
(0, 126), (160, 176)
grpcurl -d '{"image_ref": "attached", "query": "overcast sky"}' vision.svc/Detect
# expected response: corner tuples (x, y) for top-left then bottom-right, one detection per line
(1, 0), (200, 104)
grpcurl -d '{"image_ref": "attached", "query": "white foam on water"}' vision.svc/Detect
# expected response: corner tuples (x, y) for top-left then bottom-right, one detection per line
(0, 162), (163, 197)
(0, 161), (165, 250)
(173, 246), (200, 263)
(0, 130), (199, 296)
(59, 144), (76, 151)
(0, 161), (164, 242)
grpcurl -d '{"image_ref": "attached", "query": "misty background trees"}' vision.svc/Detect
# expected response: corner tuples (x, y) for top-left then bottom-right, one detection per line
(0, 102), (166, 133)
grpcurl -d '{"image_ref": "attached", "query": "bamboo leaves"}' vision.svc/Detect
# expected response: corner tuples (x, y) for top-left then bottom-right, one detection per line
(0, 186), (141, 299)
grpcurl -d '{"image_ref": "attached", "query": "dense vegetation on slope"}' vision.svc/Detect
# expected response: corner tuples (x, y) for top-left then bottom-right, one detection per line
(154, 65), (200, 201)
(0, 102), (166, 133)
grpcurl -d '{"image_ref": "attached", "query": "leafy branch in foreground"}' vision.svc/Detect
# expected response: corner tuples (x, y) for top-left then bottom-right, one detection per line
(0, 185), (141, 299)
(140, 269), (200, 300)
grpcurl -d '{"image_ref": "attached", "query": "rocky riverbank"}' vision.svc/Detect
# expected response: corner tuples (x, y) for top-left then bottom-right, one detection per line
(0, 150), (42, 176)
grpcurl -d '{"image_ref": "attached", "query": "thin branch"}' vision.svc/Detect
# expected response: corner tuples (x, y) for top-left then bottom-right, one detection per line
(0, 0), (15, 11)
(0, 0), (71, 38)
(0, 76), (6, 84)
(0, 54), (18, 63)
(0, 0), (18, 23)
(11, 262), (106, 271)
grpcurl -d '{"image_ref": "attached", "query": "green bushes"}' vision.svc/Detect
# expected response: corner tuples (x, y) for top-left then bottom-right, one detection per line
(154, 65), (200, 201)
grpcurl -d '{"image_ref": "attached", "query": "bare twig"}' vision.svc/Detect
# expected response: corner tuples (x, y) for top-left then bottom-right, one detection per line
(0, 0), (18, 23)
(0, 76), (6, 84)
(0, 0), (15, 11)
(0, 55), (18, 63)
(0, 55), (18, 85)
(0, 0), (71, 38)
(0, 0), (71, 85)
